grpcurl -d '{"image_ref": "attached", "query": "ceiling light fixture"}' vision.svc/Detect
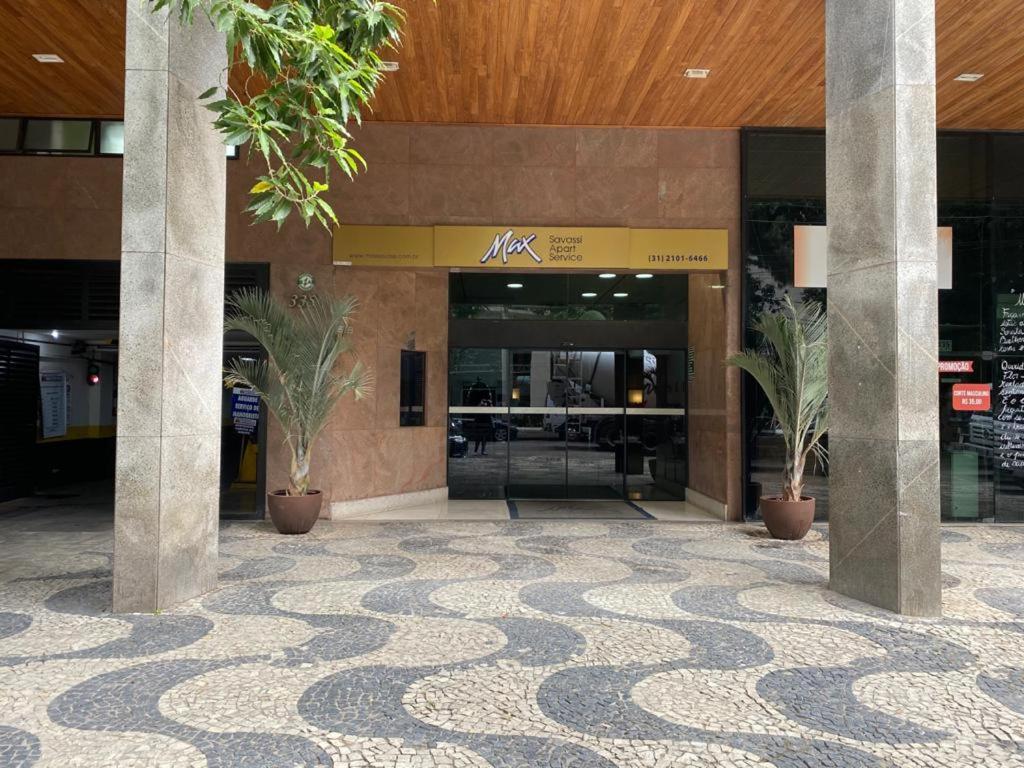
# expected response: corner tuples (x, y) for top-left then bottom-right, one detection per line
(380, 61), (400, 72)
(599, 273), (616, 279)
(507, 282), (523, 289)
(33, 54), (64, 63)
(50, 329), (60, 339)
(710, 283), (726, 290)
(581, 292), (597, 298)
(635, 273), (654, 279)
(954, 73), (984, 82)
(613, 292), (629, 298)
(684, 68), (710, 79)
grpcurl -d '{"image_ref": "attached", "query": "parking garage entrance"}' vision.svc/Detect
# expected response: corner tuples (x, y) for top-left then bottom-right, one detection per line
(448, 273), (689, 501)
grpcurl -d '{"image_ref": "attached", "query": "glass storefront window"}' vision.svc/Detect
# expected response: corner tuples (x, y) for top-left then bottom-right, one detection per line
(0, 118), (239, 158)
(99, 121), (125, 155)
(0, 118), (19, 151)
(22, 119), (94, 153)
(743, 128), (1024, 523)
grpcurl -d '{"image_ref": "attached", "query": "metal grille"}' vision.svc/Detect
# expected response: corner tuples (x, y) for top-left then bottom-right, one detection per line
(0, 341), (39, 502)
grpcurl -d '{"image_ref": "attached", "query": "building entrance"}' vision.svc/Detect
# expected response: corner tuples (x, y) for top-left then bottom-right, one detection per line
(447, 272), (691, 501)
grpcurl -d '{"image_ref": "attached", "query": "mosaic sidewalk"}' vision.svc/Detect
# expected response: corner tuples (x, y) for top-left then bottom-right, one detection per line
(1, 518), (1023, 767)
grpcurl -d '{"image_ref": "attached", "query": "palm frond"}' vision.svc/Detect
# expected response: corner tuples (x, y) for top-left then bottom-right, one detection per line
(728, 296), (829, 499)
(223, 288), (370, 494)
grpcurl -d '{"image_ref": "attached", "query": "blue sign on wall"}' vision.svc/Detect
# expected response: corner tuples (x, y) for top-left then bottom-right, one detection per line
(230, 387), (260, 436)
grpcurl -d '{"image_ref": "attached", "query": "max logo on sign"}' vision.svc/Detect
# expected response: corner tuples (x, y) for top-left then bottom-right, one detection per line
(481, 229), (542, 265)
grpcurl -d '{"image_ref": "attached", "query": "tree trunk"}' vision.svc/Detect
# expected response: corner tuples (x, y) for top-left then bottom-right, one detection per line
(289, 442), (311, 496)
(782, 452), (805, 501)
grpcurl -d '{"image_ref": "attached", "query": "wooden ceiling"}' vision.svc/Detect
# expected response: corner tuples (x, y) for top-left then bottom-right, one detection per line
(2, 0), (1024, 129)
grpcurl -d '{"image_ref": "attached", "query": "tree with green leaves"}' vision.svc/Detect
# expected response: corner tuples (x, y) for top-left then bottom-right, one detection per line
(224, 288), (372, 495)
(151, 0), (404, 229)
(728, 297), (829, 502)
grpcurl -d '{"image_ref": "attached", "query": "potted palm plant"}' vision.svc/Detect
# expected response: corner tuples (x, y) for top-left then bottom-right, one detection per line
(224, 288), (371, 534)
(728, 297), (828, 540)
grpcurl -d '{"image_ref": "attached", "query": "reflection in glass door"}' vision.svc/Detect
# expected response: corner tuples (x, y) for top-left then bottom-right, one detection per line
(447, 348), (509, 499)
(564, 351), (624, 498)
(625, 350), (688, 500)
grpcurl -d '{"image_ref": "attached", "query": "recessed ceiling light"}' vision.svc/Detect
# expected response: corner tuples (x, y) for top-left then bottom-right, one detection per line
(599, 273), (616, 279)
(635, 273), (654, 279)
(684, 68), (710, 79)
(581, 292), (597, 298)
(613, 292), (629, 298)
(507, 282), (523, 289)
(380, 61), (400, 72)
(954, 73), (984, 82)
(33, 54), (64, 63)
(50, 329), (60, 339)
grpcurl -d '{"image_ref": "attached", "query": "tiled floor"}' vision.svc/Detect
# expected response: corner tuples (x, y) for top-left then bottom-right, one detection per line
(2, 494), (1024, 766)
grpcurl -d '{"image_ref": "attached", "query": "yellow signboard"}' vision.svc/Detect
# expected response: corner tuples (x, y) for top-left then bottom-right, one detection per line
(435, 226), (629, 269)
(333, 224), (727, 271)
(333, 225), (433, 268)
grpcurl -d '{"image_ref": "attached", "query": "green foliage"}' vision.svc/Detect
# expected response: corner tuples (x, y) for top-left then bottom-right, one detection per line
(224, 288), (372, 495)
(150, 0), (404, 229)
(728, 297), (829, 501)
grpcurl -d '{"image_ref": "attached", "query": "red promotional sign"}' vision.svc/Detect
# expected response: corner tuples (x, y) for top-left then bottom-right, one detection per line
(939, 360), (974, 374)
(952, 383), (991, 411)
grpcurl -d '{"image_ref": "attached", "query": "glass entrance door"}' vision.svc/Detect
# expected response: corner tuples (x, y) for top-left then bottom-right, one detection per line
(448, 347), (684, 501)
(508, 350), (568, 499)
(506, 350), (624, 499)
(564, 350), (624, 498)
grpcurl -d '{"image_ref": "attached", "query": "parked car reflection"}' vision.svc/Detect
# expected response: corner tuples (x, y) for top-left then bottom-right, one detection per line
(448, 419), (468, 458)
(449, 417), (518, 444)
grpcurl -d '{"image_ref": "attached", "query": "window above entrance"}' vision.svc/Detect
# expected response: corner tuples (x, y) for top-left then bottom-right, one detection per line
(449, 273), (688, 322)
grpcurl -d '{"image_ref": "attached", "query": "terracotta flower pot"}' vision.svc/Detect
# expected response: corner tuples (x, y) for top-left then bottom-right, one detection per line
(759, 495), (815, 540)
(266, 490), (322, 534)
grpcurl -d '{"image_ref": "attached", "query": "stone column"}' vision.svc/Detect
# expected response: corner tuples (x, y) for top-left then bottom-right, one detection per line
(113, 0), (226, 612)
(825, 0), (941, 616)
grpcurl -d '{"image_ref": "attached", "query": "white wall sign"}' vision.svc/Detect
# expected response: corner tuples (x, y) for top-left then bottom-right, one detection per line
(793, 225), (953, 289)
(40, 371), (68, 439)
